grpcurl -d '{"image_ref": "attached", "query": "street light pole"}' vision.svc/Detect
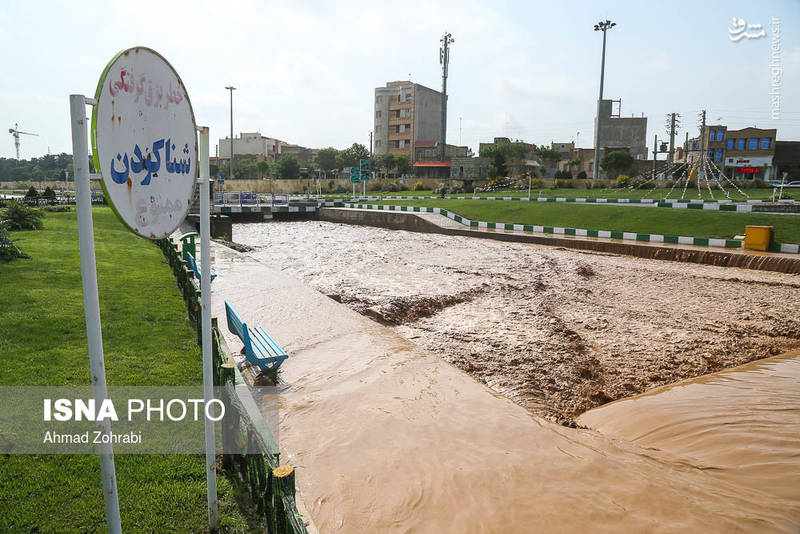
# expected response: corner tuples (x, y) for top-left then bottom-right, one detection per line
(592, 20), (615, 181)
(225, 85), (236, 180)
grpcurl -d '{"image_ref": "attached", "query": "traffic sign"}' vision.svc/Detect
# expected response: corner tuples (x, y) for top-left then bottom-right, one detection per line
(350, 166), (360, 183)
(91, 46), (197, 240)
(218, 179), (225, 185)
(360, 158), (370, 181)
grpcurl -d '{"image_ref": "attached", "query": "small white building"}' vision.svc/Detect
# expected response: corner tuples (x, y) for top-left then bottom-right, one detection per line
(218, 132), (281, 162)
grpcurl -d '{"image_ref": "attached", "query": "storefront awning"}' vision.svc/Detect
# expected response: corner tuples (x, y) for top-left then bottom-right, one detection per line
(413, 161), (451, 167)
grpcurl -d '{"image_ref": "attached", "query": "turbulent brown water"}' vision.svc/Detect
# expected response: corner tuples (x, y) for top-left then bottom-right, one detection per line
(209, 225), (800, 533)
(578, 352), (800, 507)
(234, 220), (800, 425)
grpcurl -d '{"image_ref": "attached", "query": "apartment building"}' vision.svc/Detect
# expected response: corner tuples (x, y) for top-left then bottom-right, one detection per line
(279, 143), (316, 166)
(374, 81), (443, 162)
(593, 99), (648, 160)
(551, 141), (575, 161)
(414, 142), (469, 162)
(478, 137), (535, 157)
(218, 132), (281, 162)
(686, 125), (777, 181)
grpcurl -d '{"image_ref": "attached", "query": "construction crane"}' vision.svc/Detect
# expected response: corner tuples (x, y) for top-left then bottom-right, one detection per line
(8, 123), (38, 160)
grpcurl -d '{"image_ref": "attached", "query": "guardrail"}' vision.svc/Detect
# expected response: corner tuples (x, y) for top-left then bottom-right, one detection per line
(155, 237), (309, 534)
(213, 192), (324, 206)
(322, 202), (800, 255)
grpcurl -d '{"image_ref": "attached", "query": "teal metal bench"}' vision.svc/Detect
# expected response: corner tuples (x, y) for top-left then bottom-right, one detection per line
(225, 300), (288, 372)
(185, 252), (217, 283)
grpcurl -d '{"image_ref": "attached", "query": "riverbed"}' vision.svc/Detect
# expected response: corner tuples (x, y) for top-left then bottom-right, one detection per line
(209, 224), (800, 532)
(234, 220), (800, 424)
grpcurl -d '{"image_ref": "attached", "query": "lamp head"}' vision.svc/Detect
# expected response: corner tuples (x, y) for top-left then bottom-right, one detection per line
(595, 20), (616, 31)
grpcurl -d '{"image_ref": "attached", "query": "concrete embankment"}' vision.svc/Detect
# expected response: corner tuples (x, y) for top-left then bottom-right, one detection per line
(210, 240), (799, 533)
(319, 207), (800, 274)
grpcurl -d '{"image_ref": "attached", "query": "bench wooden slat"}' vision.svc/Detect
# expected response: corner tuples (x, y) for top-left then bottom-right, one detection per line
(255, 327), (287, 357)
(248, 327), (277, 358)
(249, 330), (287, 372)
(250, 327), (283, 356)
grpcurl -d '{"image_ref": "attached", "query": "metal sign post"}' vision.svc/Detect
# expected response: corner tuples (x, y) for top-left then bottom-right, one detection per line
(350, 166), (360, 200)
(78, 46), (218, 531)
(69, 94), (123, 534)
(360, 159), (370, 198)
(527, 172), (532, 200)
(198, 126), (219, 527)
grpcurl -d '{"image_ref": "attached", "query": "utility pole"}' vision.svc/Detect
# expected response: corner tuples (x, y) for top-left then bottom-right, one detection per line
(459, 117), (462, 145)
(225, 85), (236, 180)
(665, 112), (680, 164)
(684, 131), (689, 168)
(439, 32), (454, 162)
(592, 20), (616, 180)
(369, 130), (373, 187)
(653, 134), (658, 177)
(699, 109), (707, 182)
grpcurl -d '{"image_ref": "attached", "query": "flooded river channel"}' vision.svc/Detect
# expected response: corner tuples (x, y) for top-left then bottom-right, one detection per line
(235, 221), (800, 424)
(212, 221), (800, 532)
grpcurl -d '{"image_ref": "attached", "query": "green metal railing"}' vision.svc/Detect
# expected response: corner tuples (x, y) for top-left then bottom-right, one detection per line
(155, 237), (308, 534)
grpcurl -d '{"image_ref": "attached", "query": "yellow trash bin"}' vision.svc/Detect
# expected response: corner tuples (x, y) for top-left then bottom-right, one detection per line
(744, 226), (773, 251)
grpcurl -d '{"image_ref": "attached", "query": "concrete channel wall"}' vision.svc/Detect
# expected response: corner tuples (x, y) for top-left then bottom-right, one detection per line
(319, 207), (800, 275)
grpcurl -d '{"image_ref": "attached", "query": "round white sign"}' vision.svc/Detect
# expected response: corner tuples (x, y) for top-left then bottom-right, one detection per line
(91, 47), (197, 239)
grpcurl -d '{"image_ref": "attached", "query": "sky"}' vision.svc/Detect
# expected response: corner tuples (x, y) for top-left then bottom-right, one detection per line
(1, 0), (799, 160)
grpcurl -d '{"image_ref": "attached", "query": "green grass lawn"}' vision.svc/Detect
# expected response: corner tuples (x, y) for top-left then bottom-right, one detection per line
(0, 208), (256, 532)
(364, 187), (786, 201)
(377, 199), (800, 244)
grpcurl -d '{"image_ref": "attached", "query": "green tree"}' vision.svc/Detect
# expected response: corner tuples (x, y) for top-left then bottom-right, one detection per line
(600, 150), (634, 180)
(42, 186), (56, 202)
(234, 158), (259, 179)
(0, 224), (29, 261)
(337, 143), (369, 168)
(2, 201), (44, 230)
(534, 147), (562, 175)
(480, 145), (508, 178)
(376, 153), (395, 176)
(256, 160), (271, 180)
(275, 154), (300, 179)
(395, 154), (411, 176)
(480, 142), (529, 178)
(217, 161), (230, 179)
(315, 147), (340, 175)
(0, 153), (73, 184)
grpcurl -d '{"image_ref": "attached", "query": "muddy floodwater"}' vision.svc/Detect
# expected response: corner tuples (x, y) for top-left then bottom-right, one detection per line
(578, 352), (800, 506)
(213, 221), (800, 532)
(234, 220), (800, 425)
